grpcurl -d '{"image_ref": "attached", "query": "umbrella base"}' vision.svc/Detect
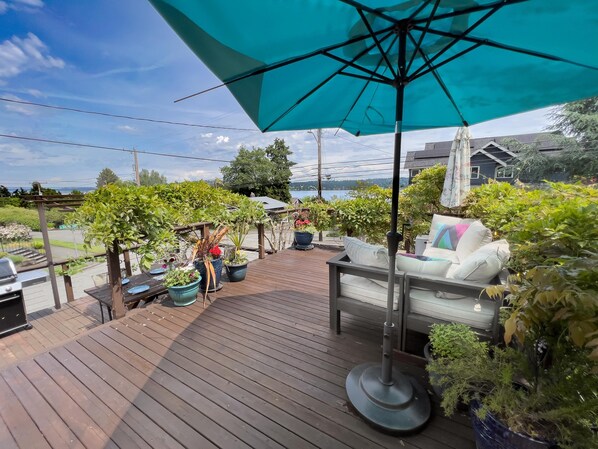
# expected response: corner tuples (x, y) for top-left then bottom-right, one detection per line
(346, 362), (431, 434)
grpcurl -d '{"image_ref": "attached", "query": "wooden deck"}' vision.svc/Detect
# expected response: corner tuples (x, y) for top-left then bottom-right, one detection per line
(0, 296), (104, 370)
(0, 247), (475, 449)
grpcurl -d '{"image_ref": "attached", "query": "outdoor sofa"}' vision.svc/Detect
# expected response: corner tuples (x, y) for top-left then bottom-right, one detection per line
(327, 214), (510, 351)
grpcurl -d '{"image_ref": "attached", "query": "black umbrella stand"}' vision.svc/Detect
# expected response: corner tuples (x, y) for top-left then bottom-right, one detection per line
(345, 25), (431, 434)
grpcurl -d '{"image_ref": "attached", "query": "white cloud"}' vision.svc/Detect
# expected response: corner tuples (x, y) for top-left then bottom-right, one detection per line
(3, 94), (36, 115)
(216, 135), (229, 144)
(1, 142), (73, 167)
(200, 132), (213, 138)
(27, 88), (44, 97)
(0, 0), (43, 14)
(116, 125), (136, 133)
(0, 33), (65, 79)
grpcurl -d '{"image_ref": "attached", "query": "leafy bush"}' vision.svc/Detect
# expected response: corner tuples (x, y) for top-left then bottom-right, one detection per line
(332, 185), (391, 244)
(464, 181), (597, 271)
(67, 184), (177, 270)
(0, 223), (32, 242)
(0, 198), (22, 208)
(299, 200), (333, 232)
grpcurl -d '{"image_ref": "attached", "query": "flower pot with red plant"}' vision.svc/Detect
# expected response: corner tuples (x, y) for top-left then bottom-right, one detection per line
(293, 218), (316, 250)
(190, 226), (228, 301)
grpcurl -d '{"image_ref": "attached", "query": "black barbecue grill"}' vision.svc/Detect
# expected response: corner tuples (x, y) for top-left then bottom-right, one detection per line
(0, 257), (31, 337)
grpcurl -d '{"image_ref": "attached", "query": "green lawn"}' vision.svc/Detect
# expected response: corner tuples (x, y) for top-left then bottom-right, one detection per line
(32, 238), (104, 254)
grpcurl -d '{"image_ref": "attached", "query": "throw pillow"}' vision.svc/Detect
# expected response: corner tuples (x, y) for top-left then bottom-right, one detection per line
(455, 220), (493, 262)
(343, 236), (388, 268)
(431, 223), (471, 251)
(396, 253), (452, 276)
(451, 240), (510, 283)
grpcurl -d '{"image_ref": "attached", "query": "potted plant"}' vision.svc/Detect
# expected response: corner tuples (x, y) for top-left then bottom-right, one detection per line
(293, 211), (317, 249)
(223, 223), (249, 282)
(162, 266), (201, 307)
(423, 323), (486, 398)
(191, 225), (228, 296)
(427, 256), (598, 449)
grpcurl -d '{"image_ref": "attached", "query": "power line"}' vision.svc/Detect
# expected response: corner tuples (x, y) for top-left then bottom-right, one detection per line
(0, 133), (232, 163)
(0, 96), (258, 132)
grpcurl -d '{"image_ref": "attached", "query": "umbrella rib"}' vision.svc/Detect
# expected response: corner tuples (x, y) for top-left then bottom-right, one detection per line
(406, 0), (442, 74)
(408, 34), (468, 126)
(356, 8), (397, 79)
(409, 41), (484, 82)
(262, 33), (389, 132)
(323, 52), (393, 84)
(411, 0), (528, 25)
(339, 0), (400, 25)
(409, 4), (505, 80)
(174, 25), (396, 103)
(407, 0), (434, 21)
(336, 36), (399, 136)
(414, 26), (598, 71)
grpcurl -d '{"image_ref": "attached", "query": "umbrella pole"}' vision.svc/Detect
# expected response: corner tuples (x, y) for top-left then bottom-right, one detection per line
(345, 25), (431, 434)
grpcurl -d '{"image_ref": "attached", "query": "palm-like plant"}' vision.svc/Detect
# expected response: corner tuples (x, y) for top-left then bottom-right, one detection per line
(190, 225), (228, 303)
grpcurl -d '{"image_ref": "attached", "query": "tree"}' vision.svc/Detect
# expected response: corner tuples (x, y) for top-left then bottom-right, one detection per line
(264, 138), (295, 202)
(96, 168), (120, 188)
(551, 97), (598, 150)
(139, 169), (167, 186)
(221, 146), (277, 198)
(0, 186), (10, 197)
(221, 139), (295, 201)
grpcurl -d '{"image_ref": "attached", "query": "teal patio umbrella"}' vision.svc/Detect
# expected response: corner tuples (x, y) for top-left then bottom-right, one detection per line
(148, 0), (598, 434)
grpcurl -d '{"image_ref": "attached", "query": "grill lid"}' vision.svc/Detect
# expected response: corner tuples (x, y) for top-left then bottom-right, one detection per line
(0, 258), (18, 283)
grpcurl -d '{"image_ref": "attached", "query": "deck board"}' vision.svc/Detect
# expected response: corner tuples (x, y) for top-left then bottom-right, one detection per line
(0, 247), (475, 448)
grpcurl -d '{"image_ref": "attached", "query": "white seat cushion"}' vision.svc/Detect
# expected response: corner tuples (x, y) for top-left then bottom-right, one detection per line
(340, 274), (399, 310)
(408, 288), (495, 330)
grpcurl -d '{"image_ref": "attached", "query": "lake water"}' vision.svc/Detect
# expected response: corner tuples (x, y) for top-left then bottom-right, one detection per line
(290, 190), (350, 201)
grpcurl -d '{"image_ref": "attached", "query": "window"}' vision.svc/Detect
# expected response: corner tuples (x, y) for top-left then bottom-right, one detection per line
(470, 166), (480, 179)
(495, 165), (514, 178)
(410, 169), (422, 178)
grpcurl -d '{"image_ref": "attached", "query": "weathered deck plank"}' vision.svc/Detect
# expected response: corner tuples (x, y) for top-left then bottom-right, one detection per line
(0, 247), (475, 448)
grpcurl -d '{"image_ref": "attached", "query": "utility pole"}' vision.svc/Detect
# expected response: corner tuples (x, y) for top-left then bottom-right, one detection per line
(133, 149), (140, 186)
(308, 129), (324, 242)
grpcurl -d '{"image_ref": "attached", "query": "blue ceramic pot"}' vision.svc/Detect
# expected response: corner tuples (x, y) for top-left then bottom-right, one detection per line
(294, 231), (314, 248)
(194, 258), (223, 292)
(470, 401), (556, 449)
(225, 262), (248, 282)
(167, 278), (200, 306)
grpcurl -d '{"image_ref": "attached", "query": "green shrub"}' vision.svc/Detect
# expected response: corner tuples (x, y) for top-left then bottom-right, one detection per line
(0, 206), (40, 230)
(464, 181), (598, 271)
(332, 185), (391, 244)
(299, 199), (333, 232)
(0, 206), (66, 230)
(0, 198), (22, 208)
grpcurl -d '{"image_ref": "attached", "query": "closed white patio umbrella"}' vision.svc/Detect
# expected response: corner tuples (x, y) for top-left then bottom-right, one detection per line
(441, 126), (472, 208)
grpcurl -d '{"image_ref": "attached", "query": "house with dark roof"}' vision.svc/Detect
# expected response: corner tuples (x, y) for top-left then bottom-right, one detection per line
(404, 131), (568, 185)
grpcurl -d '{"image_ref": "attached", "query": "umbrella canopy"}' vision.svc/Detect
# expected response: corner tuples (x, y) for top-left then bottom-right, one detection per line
(441, 126), (472, 208)
(149, 0), (598, 136)
(148, 0), (598, 434)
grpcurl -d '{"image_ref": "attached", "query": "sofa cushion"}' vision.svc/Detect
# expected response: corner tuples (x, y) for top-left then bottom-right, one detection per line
(451, 240), (510, 283)
(396, 254), (452, 277)
(343, 236), (388, 268)
(340, 274), (399, 310)
(408, 288), (495, 330)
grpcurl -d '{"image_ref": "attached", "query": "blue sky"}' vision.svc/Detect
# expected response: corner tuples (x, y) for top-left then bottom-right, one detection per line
(0, 0), (555, 190)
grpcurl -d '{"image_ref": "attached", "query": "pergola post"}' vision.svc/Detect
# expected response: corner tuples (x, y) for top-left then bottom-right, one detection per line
(107, 240), (126, 319)
(37, 201), (62, 309)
